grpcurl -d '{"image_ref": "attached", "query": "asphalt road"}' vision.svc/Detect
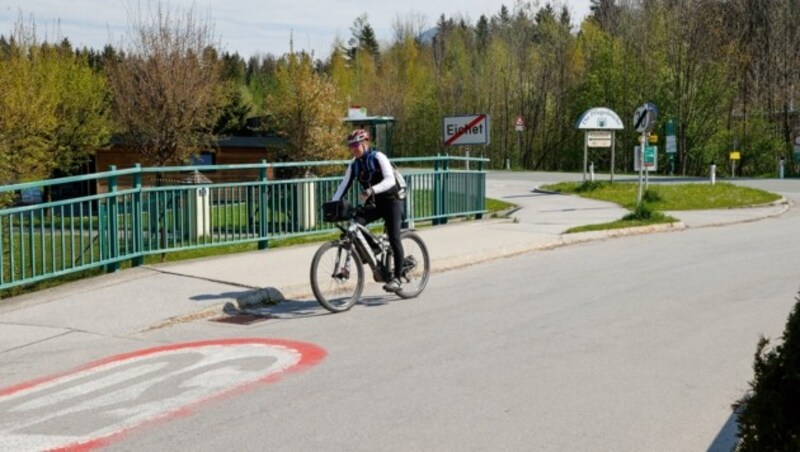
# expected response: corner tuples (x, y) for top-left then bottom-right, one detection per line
(119, 176), (800, 450)
(3, 173), (799, 451)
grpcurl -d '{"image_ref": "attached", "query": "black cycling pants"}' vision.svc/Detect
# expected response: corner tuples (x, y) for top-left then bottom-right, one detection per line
(355, 199), (404, 279)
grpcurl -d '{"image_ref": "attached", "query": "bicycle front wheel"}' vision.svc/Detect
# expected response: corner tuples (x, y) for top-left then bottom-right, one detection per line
(394, 231), (430, 299)
(310, 241), (364, 312)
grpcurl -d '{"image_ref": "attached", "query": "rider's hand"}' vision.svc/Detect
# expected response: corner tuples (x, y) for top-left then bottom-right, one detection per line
(359, 188), (373, 203)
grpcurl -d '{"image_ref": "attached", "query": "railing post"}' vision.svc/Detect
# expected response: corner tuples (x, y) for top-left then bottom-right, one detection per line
(433, 154), (442, 225)
(441, 154), (449, 225)
(258, 160), (269, 249)
(106, 165), (119, 272)
(132, 164), (144, 267)
(475, 159), (484, 220)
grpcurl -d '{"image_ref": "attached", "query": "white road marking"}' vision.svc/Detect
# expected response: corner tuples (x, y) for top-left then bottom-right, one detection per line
(0, 339), (323, 451)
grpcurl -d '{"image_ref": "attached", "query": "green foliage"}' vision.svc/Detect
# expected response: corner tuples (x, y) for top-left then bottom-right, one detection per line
(485, 197), (516, 213)
(642, 189), (662, 203)
(735, 292), (800, 451)
(4, 1), (800, 179)
(347, 14), (380, 60)
(265, 52), (348, 171)
(575, 180), (605, 192)
(214, 84), (254, 135)
(711, 116), (787, 177)
(622, 202), (663, 221)
(0, 24), (110, 187)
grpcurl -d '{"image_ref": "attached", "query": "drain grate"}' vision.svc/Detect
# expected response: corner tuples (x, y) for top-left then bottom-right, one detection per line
(211, 313), (271, 325)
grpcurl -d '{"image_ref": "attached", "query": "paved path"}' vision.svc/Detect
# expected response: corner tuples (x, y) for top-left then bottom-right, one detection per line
(0, 175), (791, 353)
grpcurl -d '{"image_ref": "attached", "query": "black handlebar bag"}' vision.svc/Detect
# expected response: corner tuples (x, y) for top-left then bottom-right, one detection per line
(322, 199), (353, 222)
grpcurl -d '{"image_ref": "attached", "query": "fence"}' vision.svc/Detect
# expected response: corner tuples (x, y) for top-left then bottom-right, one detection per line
(0, 156), (488, 291)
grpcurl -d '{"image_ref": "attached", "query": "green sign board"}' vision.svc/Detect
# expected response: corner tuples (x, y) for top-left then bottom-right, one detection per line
(634, 145), (658, 171)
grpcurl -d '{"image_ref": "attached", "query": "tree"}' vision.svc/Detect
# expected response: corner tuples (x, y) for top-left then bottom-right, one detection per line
(475, 15), (490, 54)
(265, 51), (348, 172)
(590, 0), (622, 33)
(105, 2), (225, 167)
(0, 18), (110, 189)
(328, 41), (355, 99)
(661, 0), (734, 175)
(348, 14), (380, 61)
(48, 44), (113, 174)
(214, 85), (253, 135)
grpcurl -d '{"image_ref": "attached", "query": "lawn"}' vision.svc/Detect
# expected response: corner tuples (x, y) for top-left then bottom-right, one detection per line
(540, 181), (781, 233)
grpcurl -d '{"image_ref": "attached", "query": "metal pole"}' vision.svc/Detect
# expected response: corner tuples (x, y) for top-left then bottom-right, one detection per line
(637, 131), (646, 206)
(583, 132), (588, 182)
(610, 132), (616, 183)
(710, 164), (717, 185)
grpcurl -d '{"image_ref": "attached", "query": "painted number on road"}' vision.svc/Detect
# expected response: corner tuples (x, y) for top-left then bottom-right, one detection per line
(0, 338), (326, 451)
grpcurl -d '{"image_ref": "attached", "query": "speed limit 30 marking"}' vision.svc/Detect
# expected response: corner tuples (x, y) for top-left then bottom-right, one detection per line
(0, 338), (326, 451)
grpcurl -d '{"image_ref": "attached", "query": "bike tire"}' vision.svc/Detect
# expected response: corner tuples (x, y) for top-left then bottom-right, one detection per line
(310, 241), (364, 312)
(393, 231), (430, 299)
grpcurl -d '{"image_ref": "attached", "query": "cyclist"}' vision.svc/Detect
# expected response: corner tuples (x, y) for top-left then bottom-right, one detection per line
(331, 128), (405, 293)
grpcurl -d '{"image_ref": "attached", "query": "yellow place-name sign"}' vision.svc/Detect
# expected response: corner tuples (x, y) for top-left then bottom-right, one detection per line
(730, 151), (741, 160)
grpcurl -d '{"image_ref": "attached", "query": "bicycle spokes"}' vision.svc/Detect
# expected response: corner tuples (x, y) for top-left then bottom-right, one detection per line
(402, 255), (417, 277)
(311, 241), (364, 313)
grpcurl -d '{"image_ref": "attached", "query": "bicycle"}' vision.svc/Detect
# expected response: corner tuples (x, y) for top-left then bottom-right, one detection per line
(310, 200), (430, 313)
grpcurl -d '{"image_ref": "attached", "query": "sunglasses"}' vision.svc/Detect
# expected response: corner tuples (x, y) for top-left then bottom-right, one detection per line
(348, 142), (362, 149)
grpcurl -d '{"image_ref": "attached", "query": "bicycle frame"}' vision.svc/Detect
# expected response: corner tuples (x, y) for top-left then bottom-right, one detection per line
(336, 221), (391, 283)
(311, 212), (429, 312)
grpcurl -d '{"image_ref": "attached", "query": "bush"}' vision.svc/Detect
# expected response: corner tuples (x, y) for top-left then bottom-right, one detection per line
(735, 291), (800, 450)
(575, 180), (605, 193)
(623, 203), (663, 221)
(642, 189), (662, 203)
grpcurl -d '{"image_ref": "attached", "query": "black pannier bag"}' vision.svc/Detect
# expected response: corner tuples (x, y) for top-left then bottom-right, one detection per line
(322, 199), (353, 222)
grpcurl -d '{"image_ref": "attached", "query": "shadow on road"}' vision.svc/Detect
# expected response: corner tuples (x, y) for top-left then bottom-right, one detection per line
(707, 408), (740, 451)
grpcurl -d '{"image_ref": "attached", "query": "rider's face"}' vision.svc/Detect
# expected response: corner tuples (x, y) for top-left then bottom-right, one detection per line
(349, 141), (366, 158)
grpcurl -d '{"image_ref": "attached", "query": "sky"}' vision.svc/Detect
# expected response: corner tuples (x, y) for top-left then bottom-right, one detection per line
(0, 0), (593, 59)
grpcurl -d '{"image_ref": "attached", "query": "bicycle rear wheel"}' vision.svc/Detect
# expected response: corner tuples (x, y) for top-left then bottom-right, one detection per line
(310, 241), (364, 312)
(392, 231), (430, 299)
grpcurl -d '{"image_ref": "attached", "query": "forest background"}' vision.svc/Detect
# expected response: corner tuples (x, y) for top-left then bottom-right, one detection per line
(1, 0), (799, 188)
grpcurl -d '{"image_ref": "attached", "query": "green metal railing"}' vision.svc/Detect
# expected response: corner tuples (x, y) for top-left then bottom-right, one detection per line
(0, 156), (488, 290)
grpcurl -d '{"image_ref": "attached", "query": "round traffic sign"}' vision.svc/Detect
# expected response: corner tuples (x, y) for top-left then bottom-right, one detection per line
(633, 103), (657, 133)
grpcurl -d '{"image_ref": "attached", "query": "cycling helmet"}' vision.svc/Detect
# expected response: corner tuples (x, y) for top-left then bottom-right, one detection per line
(347, 128), (369, 145)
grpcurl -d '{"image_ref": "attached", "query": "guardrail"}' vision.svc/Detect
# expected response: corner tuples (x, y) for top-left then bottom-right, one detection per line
(0, 156), (488, 290)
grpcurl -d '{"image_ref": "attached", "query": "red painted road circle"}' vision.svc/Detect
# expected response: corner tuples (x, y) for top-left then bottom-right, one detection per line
(0, 338), (326, 451)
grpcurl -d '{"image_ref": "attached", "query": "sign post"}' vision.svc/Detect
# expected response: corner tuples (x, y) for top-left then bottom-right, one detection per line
(443, 114), (490, 146)
(443, 114), (490, 172)
(513, 115), (524, 170)
(575, 107), (624, 182)
(633, 103), (658, 206)
(730, 150), (741, 178)
(665, 119), (677, 175)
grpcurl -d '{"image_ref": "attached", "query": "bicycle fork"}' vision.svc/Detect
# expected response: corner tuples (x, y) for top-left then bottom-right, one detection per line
(332, 244), (354, 281)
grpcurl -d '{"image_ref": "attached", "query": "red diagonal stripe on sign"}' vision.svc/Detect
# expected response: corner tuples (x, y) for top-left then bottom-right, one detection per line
(445, 115), (486, 145)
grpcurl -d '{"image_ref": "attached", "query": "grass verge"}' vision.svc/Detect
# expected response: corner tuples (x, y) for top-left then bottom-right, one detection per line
(541, 181), (780, 233)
